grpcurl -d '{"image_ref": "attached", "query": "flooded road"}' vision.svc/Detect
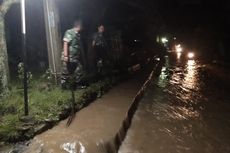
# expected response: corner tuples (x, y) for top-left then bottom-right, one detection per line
(2, 55), (230, 153)
(119, 55), (230, 153)
(17, 68), (152, 153)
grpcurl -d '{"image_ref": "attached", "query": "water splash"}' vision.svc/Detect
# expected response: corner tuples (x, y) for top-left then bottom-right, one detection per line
(61, 141), (86, 153)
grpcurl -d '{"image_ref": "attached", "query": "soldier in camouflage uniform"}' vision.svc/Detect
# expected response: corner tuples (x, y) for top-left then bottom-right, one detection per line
(61, 21), (85, 89)
(92, 24), (108, 75)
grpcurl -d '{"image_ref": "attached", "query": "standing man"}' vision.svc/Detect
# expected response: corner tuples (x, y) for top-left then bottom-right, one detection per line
(92, 24), (108, 75)
(61, 21), (85, 89)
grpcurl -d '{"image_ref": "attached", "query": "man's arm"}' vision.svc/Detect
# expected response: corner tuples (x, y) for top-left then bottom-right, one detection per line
(63, 30), (73, 62)
(63, 41), (69, 62)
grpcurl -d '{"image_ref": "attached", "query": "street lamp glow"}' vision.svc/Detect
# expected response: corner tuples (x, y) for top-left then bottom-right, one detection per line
(176, 47), (182, 52)
(21, 0), (26, 34)
(155, 57), (160, 61)
(161, 37), (168, 44)
(188, 52), (195, 59)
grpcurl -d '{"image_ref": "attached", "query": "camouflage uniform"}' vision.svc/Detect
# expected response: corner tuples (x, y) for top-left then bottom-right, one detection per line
(61, 29), (84, 89)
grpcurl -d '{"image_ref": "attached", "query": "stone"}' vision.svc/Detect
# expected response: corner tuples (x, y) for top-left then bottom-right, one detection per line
(34, 124), (47, 135)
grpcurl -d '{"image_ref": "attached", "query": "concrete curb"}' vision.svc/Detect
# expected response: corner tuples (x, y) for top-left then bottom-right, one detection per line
(103, 60), (163, 153)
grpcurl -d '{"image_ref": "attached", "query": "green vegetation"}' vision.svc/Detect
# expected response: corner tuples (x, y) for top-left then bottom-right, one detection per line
(0, 73), (118, 144)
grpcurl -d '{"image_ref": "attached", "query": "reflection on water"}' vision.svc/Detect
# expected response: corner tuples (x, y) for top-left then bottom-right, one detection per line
(157, 67), (168, 88)
(119, 56), (230, 153)
(177, 52), (182, 60)
(157, 57), (170, 88)
(183, 60), (198, 90)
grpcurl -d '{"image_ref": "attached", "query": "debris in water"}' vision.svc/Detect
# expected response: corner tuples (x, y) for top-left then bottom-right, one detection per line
(61, 142), (86, 153)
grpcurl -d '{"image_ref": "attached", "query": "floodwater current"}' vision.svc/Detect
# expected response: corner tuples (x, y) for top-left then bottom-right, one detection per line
(2, 54), (230, 153)
(119, 55), (230, 153)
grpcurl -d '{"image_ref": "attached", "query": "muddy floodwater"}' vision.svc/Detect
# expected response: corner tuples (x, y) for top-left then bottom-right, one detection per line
(2, 55), (230, 153)
(119, 55), (230, 153)
(9, 68), (150, 153)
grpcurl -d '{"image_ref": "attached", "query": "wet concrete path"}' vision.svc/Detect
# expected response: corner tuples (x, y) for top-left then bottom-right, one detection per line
(24, 67), (154, 153)
(119, 56), (230, 153)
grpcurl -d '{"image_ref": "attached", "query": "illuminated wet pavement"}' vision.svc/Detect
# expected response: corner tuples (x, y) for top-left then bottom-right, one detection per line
(119, 56), (230, 153)
(3, 55), (230, 153)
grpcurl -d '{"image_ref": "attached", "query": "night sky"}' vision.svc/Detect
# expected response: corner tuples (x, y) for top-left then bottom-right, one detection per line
(3, 0), (230, 72)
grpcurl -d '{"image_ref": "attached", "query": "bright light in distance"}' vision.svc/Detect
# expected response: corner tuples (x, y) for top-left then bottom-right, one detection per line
(188, 52), (195, 59)
(155, 57), (160, 61)
(175, 44), (183, 53)
(161, 37), (168, 44)
(176, 47), (182, 52)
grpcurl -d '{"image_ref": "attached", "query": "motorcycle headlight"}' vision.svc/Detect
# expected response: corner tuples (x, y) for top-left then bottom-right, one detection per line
(188, 52), (195, 59)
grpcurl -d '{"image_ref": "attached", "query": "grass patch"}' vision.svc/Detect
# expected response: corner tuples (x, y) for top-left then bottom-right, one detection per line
(0, 75), (119, 144)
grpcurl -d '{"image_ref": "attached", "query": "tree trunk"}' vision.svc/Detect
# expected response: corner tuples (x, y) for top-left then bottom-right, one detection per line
(0, 14), (9, 95)
(43, 0), (62, 83)
(0, 0), (19, 96)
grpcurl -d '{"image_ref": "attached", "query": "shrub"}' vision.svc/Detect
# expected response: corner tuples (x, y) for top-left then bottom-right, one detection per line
(17, 62), (33, 86)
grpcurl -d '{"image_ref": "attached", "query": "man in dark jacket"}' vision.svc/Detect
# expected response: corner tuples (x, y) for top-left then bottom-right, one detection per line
(92, 25), (108, 74)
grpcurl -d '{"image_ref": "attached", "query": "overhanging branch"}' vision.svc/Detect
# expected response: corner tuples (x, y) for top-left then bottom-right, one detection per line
(0, 0), (19, 16)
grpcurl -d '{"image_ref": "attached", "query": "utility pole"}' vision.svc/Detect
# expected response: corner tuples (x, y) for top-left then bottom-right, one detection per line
(43, 0), (62, 84)
(20, 0), (28, 116)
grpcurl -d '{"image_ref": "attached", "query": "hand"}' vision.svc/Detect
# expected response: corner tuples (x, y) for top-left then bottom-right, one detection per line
(64, 56), (69, 62)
